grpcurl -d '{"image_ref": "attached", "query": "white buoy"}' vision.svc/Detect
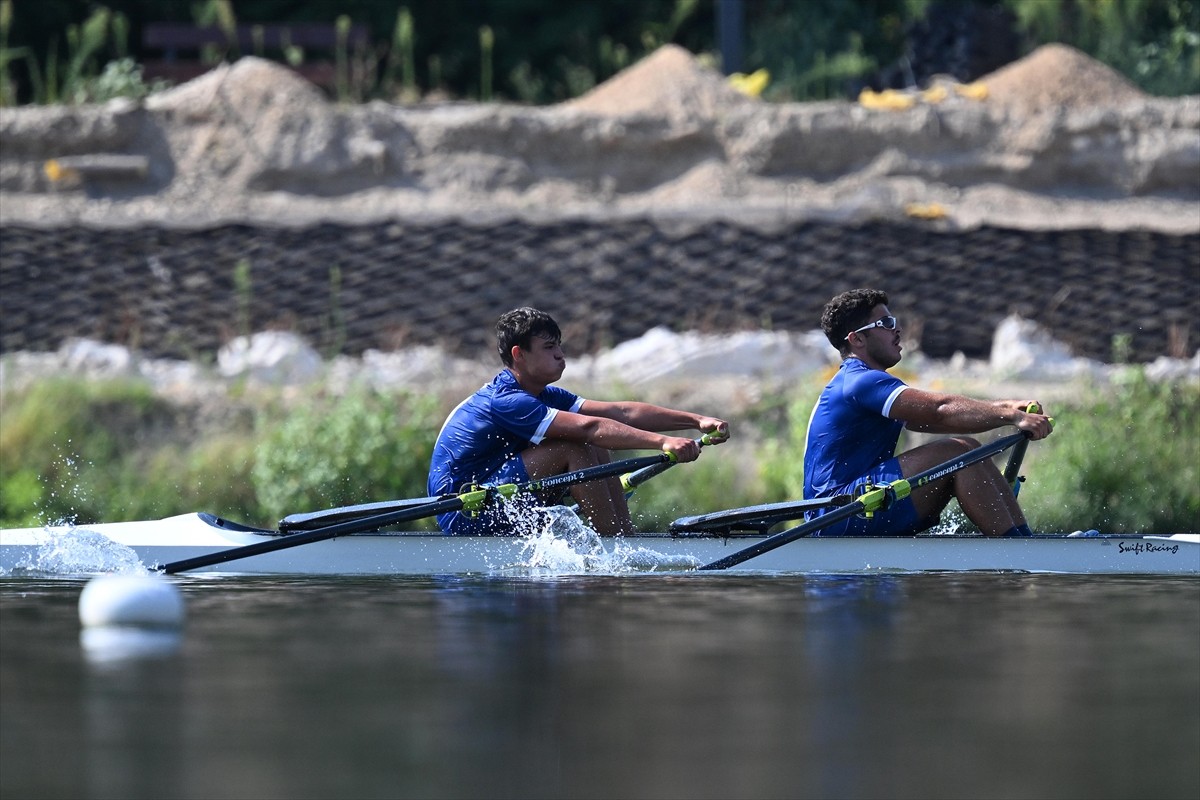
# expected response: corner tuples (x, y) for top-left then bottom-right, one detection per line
(78, 573), (186, 629)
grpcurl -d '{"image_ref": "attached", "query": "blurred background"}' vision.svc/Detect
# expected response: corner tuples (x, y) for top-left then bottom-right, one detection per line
(1, 0), (1197, 107)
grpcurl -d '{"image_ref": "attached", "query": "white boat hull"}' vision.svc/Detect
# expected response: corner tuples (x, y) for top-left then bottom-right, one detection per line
(1, 513), (1197, 576)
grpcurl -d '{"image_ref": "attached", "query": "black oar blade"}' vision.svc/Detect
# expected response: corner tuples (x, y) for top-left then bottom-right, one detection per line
(160, 495), (463, 575)
(698, 501), (866, 570)
(672, 496), (853, 534)
(280, 497), (440, 532)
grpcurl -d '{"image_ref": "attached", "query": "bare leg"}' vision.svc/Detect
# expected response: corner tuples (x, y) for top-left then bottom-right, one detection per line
(898, 438), (1027, 537)
(520, 441), (635, 534)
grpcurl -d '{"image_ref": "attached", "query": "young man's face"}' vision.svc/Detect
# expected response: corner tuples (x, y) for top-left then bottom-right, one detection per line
(515, 335), (566, 384)
(849, 304), (903, 370)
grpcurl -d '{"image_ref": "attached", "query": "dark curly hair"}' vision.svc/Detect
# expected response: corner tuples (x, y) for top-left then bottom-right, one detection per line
(821, 289), (890, 353)
(495, 307), (562, 366)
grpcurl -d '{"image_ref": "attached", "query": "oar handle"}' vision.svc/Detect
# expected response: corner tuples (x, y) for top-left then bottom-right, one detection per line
(620, 432), (722, 493)
(1003, 403), (1044, 490)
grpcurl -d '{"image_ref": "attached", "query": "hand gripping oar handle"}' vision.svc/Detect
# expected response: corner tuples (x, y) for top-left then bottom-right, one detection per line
(699, 431), (1032, 571)
(1003, 403), (1041, 494)
(619, 432), (723, 494)
(159, 451), (677, 575)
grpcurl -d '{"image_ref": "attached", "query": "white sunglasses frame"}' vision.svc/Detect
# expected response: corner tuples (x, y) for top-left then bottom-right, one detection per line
(845, 315), (898, 341)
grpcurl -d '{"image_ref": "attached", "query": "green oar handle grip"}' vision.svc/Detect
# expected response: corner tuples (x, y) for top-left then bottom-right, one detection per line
(856, 479), (912, 518)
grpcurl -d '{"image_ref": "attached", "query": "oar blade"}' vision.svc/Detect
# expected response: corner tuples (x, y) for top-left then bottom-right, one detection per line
(672, 497), (852, 535)
(280, 497), (440, 533)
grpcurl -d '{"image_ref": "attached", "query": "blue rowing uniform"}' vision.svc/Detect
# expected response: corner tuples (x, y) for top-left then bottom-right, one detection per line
(803, 358), (930, 536)
(428, 369), (584, 534)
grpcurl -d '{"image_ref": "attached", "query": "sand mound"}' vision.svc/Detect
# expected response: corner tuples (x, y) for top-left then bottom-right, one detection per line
(563, 44), (757, 120)
(980, 43), (1147, 115)
(146, 56), (326, 117)
(144, 57), (363, 193)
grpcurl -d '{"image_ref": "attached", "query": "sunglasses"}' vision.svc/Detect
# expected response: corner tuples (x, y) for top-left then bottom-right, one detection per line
(845, 315), (898, 341)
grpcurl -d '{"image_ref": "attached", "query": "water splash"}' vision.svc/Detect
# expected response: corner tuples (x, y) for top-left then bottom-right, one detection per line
(5, 524), (145, 576)
(506, 505), (700, 576)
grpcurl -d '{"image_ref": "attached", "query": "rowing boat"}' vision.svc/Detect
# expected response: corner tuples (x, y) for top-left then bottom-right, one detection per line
(4, 433), (1197, 577)
(2, 511), (1196, 576)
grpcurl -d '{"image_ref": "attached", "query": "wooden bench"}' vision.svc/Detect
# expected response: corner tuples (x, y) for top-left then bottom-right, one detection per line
(141, 22), (370, 90)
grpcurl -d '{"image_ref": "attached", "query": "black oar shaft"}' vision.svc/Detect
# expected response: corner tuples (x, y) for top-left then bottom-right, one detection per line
(1003, 405), (1040, 487)
(621, 434), (719, 492)
(699, 431), (1030, 571)
(906, 432), (1027, 489)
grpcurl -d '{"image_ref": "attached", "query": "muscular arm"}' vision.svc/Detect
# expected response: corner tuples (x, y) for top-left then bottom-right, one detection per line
(581, 399), (720, 433)
(890, 389), (1052, 440)
(545, 410), (696, 455)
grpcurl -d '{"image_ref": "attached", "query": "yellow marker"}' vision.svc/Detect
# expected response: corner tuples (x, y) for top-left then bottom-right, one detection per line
(954, 81), (989, 101)
(858, 88), (916, 111)
(904, 202), (948, 220)
(921, 85), (949, 104)
(728, 68), (770, 97)
(43, 159), (69, 182)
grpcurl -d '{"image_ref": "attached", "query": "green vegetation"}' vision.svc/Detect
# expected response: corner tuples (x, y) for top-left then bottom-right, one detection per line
(1018, 370), (1200, 534)
(1, 0), (1196, 106)
(251, 388), (440, 525)
(2, 370), (1195, 535)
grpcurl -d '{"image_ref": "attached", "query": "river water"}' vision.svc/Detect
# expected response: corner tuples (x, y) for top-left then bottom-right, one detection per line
(1, 572), (1197, 800)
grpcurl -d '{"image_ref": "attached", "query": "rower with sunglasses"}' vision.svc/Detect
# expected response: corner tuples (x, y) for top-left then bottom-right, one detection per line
(802, 288), (1054, 537)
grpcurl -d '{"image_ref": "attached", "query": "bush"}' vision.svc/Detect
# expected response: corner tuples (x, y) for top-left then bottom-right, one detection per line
(1019, 370), (1200, 534)
(251, 388), (441, 526)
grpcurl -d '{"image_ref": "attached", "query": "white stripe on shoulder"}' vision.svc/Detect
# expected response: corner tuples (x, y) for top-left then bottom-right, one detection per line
(882, 384), (908, 418)
(571, 397), (586, 413)
(530, 408), (558, 444)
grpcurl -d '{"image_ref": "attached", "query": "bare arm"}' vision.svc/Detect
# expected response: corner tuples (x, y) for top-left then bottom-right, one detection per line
(545, 410), (705, 461)
(580, 399), (729, 439)
(891, 389), (1053, 440)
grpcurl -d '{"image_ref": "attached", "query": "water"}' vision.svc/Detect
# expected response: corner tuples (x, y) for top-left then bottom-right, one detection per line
(2, 573), (1197, 800)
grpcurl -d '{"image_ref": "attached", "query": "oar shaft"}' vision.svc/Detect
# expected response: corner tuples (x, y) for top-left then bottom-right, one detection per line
(699, 431), (1030, 571)
(621, 434), (719, 493)
(525, 453), (670, 495)
(907, 432), (1027, 490)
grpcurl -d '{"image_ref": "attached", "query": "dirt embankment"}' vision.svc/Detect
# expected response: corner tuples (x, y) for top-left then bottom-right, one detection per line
(0, 43), (1196, 233)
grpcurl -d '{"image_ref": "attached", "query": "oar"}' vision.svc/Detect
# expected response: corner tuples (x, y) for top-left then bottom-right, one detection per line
(699, 431), (1031, 571)
(279, 496), (440, 533)
(1002, 403), (1041, 495)
(670, 496), (853, 534)
(619, 432), (724, 496)
(159, 451), (678, 575)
